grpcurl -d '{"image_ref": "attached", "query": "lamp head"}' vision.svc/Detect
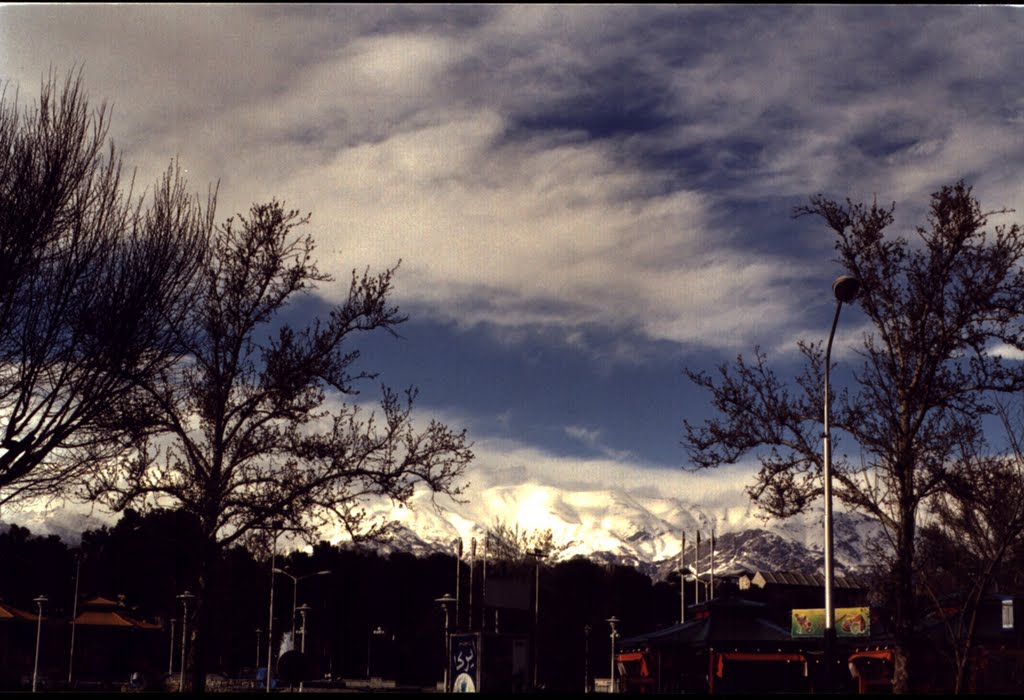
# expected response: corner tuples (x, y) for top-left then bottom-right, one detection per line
(832, 275), (860, 304)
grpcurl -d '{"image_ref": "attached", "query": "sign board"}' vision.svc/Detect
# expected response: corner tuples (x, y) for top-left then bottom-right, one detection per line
(791, 607), (870, 638)
(451, 633), (479, 692)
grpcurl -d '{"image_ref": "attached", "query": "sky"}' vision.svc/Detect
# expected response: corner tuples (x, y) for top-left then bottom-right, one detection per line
(3, 4), (1024, 525)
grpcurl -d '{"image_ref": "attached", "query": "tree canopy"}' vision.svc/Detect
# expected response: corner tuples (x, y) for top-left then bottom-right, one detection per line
(683, 181), (1024, 692)
(0, 69), (213, 506)
(84, 199), (473, 690)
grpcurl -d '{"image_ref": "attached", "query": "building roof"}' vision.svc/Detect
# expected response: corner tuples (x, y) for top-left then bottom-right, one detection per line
(618, 597), (794, 649)
(71, 595), (162, 630)
(749, 571), (866, 590)
(0, 601), (36, 621)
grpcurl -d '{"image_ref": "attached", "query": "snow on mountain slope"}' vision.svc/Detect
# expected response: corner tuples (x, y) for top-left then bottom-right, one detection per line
(331, 467), (880, 579)
(4, 461), (880, 581)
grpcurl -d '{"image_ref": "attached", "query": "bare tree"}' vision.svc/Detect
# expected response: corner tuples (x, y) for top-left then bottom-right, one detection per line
(918, 402), (1024, 693)
(683, 182), (1024, 693)
(485, 518), (566, 565)
(87, 201), (473, 691)
(0, 70), (213, 506)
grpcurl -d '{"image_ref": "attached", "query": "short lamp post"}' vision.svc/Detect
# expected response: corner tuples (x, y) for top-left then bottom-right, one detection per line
(606, 616), (619, 694)
(367, 626), (386, 679)
(177, 591), (196, 693)
(435, 594), (456, 692)
(583, 624), (592, 693)
(296, 604), (313, 693)
(168, 618), (177, 675)
(530, 547), (545, 689)
(32, 595), (47, 693)
(823, 274), (859, 688)
(255, 628), (262, 669)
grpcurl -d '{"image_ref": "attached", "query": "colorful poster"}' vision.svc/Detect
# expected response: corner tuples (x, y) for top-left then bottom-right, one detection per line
(791, 607), (870, 637)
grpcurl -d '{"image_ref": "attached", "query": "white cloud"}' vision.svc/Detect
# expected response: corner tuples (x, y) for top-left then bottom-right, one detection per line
(3, 4), (1024, 360)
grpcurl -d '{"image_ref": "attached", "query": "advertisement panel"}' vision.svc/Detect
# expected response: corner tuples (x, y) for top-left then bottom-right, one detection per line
(791, 607), (870, 637)
(450, 633), (479, 693)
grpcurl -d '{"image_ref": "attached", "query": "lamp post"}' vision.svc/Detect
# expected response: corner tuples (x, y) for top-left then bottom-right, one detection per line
(367, 626), (386, 679)
(435, 594), (456, 692)
(168, 618), (177, 675)
(583, 624), (591, 694)
(453, 538), (463, 630)
(265, 520), (283, 693)
(606, 616), (619, 694)
(68, 554), (81, 685)
(530, 547), (545, 689)
(31, 595), (47, 693)
(177, 591), (196, 693)
(273, 568), (331, 639)
(255, 628), (262, 670)
(823, 274), (859, 688)
(296, 604), (312, 693)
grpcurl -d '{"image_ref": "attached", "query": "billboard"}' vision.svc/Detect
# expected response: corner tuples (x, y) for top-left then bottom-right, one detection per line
(449, 632), (529, 693)
(451, 633), (479, 693)
(791, 607), (870, 638)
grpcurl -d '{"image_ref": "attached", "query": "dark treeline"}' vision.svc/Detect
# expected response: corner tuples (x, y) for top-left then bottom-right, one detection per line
(0, 509), (679, 690)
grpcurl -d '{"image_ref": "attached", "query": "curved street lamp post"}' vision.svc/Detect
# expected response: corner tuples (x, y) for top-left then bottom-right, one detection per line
(273, 568), (331, 639)
(823, 274), (859, 688)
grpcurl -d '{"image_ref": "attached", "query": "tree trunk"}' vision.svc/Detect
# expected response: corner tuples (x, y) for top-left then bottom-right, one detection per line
(891, 510), (917, 694)
(186, 532), (221, 693)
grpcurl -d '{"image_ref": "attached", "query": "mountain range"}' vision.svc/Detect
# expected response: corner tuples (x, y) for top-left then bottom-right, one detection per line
(338, 476), (884, 582)
(4, 471), (883, 583)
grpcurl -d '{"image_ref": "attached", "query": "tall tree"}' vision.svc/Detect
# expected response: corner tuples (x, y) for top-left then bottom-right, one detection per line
(682, 182), (1024, 693)
(0, 70), (213, 506)
(86, 201), (473, 691)
(918, 402), (1024, 693)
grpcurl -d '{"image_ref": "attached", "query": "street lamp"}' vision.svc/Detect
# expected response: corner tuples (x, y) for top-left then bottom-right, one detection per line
(264, 519), (283, 694)
(435, 593), (456, 692)
(68, 554), (81, 685)
(606, 616), (619, 694)
(273, 568), (331, 639)
(823, 274), (859, 687)
(168, 618), (177, 675)
(583, 624), (592, 694)
(177, 591), (196, 693)
(296, 604), (313, 693)
(367, 626), (386, 679)
(453, 538), (463, 630)
(530, 547), (545, 689)
(32, 595), (47, 693)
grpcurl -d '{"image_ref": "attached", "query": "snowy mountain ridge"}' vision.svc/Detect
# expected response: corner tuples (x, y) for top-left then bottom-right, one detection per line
(339, 477), (882, 580)
(4, 469), (882, 581)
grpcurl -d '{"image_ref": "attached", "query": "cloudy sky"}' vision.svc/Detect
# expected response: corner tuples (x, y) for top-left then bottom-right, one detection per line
(3, 4), (1024, 513)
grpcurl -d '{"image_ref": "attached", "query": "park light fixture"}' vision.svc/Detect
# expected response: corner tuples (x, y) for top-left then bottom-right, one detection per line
(606, 616), (619, 694)
(273, 568), (331, 638)
(435, 594), (456, 692)
(176, 591), (197, 693)
(823, 273), (859, 687)
(32, 595), (48, 693)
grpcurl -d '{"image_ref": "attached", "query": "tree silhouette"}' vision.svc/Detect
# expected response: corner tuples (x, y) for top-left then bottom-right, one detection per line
(684, 182), (1024, 693)
(0, 69), (212, 506)
(86, 201), (472, 690)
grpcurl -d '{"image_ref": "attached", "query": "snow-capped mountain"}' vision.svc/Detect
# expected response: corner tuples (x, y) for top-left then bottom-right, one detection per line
(331, 473), (882, 581)
(5, 465), (882, 582)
